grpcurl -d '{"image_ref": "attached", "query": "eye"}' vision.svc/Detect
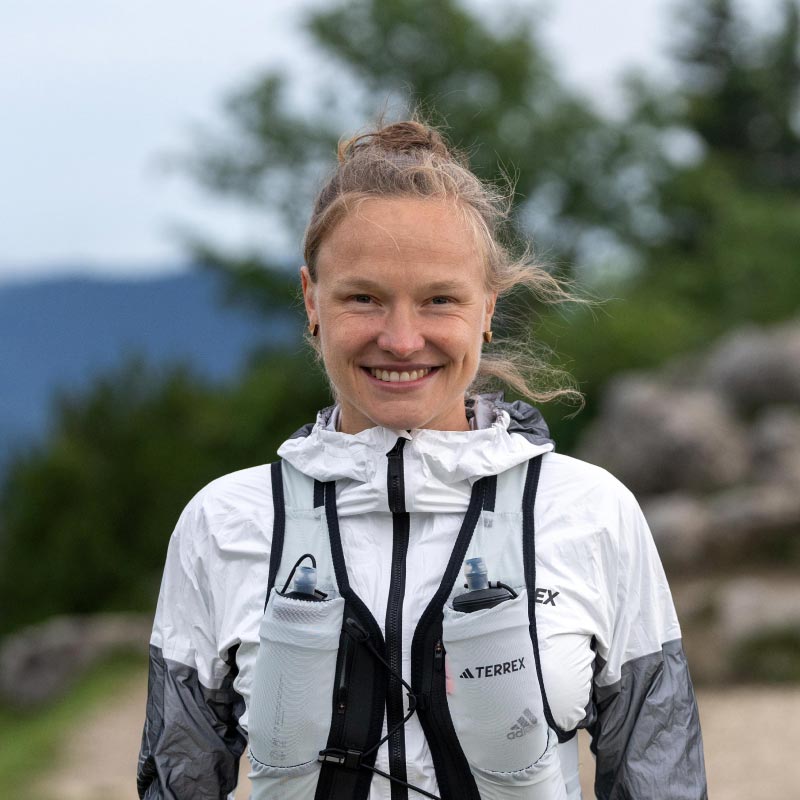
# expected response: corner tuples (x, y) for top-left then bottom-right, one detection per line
(430, 296), (452, 305)
(351, 294), (373, 304)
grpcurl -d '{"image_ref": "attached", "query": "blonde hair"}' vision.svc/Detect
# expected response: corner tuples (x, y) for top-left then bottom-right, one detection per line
(303, 117), (581, 406)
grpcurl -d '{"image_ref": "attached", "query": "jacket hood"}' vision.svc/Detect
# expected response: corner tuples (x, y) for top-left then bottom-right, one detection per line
(277, 393), (554, 515)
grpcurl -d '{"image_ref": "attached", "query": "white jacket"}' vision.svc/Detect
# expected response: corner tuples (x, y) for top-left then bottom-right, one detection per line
(137, 396), (707, 799)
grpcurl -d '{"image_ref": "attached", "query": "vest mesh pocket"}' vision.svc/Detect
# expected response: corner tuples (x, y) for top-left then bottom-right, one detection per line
(442, 591), (566, 798)
(248, 589), (344, 773)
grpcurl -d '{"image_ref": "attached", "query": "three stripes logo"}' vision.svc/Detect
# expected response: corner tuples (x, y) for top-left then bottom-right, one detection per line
(507, 708), (538, 740)
(459, 667), (476, 679)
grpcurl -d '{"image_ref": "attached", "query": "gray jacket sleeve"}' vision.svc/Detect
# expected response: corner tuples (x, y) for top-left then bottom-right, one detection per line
(587, 640), (707, 799)
(137, 495), (247, 799)
(586, 486), (707, 799)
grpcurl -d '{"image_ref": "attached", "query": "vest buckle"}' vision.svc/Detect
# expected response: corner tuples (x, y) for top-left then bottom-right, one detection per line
(318, 747), (363, 770)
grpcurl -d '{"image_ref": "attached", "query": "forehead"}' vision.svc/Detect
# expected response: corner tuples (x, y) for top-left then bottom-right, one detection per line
(315, 197), (486, 286)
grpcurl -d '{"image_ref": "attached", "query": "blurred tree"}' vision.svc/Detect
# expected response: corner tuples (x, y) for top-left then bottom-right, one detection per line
(0, 356), (329, 635)
(637, 0), (800, 319)
(554, 0), (800, 396)
(673, 0), (800, 189)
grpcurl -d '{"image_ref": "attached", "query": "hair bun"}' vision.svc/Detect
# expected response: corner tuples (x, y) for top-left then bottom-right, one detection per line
(338, 120), (450, 164)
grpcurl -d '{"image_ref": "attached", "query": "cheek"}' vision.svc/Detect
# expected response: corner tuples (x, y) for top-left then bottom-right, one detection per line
(320, 319), (370, 373)
(444, 329), (483, 372)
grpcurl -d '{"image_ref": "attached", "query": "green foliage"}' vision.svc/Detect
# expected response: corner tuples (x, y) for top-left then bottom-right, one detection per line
(534, 0), (800, 414)
(641, 159), (800, 327)
(671, 0), (800, 189)
(732, 627), (800, 683)
(0, 355), (330, 635)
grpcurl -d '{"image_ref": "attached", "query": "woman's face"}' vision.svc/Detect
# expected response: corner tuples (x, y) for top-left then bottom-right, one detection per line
(301, 197), (496, 434)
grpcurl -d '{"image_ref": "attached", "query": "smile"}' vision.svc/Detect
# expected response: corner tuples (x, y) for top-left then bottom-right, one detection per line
(367, 367), (434, 383)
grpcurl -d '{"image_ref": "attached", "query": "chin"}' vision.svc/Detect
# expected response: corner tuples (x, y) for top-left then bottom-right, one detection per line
(369, 411), (426, 431)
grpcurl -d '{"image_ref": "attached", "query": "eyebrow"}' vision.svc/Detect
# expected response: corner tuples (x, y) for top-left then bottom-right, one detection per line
(332, 278), (468, 294)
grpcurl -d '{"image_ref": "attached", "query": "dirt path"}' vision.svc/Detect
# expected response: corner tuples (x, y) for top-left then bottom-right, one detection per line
(34, 671), (800, 799)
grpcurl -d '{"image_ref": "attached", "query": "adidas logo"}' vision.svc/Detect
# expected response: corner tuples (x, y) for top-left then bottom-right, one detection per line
(506, 708), (539, 740)
(459, 668), (475, 679)
(458, 658), (525, 679)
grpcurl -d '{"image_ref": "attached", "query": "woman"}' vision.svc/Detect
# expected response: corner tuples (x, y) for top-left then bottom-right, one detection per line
(137, 121), (707, 800)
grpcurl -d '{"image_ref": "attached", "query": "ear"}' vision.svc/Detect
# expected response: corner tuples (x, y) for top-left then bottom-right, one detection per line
(300, 266), (317, 326)
(484, 292), (498, 331)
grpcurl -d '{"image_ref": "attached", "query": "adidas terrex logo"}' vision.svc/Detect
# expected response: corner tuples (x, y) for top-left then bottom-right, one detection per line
(459, 658), (525, 679)
(507, 708), (539, 739)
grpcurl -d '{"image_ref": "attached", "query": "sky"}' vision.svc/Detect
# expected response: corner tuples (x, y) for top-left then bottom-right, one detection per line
(0, 0), (778, 284)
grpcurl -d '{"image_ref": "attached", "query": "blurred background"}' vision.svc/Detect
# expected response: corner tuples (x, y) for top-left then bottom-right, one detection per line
(1, 0), (799, 797)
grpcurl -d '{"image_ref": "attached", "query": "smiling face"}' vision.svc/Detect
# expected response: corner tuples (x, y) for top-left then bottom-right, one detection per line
(301, 197), (496, 434)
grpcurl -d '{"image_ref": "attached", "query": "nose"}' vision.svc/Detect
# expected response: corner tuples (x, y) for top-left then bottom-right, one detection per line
(376, 306), (425, 358)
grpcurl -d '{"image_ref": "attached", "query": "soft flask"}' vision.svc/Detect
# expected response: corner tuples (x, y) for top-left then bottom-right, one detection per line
(248, 554), (343, 797)
(442, 557), (566, 799)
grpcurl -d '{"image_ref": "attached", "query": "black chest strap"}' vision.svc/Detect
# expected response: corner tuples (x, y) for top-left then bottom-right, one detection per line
(313, 479), (391, 799)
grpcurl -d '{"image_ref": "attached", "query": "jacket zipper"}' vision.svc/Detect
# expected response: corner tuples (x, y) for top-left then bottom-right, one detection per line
(434, 639), (444, 673)
(385, 437), (409, 798)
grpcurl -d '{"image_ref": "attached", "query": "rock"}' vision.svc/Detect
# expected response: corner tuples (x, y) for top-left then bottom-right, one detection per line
(0, 613), (151, 708)
(670, 575), (800, 684)
(717, 577), (800, 644)
(641, 493), (711, 570)
(703, 321), (800, 412)
(706, 483), (800, 552)
(576, 318), (800, 574)
(577, 376), (750, 495)
(642, 481), (800, 571)
(750, 406), (800, 486)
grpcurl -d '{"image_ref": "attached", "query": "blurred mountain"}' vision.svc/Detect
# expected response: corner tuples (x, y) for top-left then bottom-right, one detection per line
(0, 268), (296, 469)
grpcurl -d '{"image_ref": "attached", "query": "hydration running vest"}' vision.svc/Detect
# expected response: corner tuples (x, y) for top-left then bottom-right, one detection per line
(247, 449), (579, 800)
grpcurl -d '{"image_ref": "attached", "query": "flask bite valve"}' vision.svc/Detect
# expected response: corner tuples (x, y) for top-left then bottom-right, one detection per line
(292, 565), (318, 596)
(452, 556), (516, 613)
(279, 554), (328, 601)
(464, 557), (489, 591)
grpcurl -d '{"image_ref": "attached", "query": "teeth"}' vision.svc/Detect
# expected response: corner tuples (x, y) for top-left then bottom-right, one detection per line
(370, 368), (431, 383)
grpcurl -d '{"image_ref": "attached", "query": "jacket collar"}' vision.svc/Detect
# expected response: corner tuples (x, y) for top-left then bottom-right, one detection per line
(277, 394), (554, 513)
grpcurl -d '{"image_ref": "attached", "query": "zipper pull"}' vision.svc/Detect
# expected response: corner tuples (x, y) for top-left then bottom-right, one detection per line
(434, 639), (444, 672)
(337, 633), (352, 713)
